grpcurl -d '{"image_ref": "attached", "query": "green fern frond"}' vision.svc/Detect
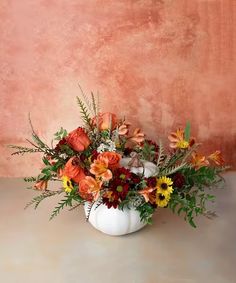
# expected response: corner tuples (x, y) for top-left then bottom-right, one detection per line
(76, 96), (93, 129)
(24, 176), (37, 182)
(9, 145), (42, 155)
(49, 195), (73, 220)
(28, 114), (48, 149)
(160, 163), (187, 176)
(91, 91), (99, 117)
(156, 140), (165, 170)
(161, 154), (172, 169)
(77, 83), (94, 113)
(85, 201), (94, 221)
(25, 190), (63, 210)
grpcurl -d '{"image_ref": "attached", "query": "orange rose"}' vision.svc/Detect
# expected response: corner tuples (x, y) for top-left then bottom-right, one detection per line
(63, 157), (85, 183)
(92, 112), (118, 131)
(79, 176), (102, 201)
(98, 152), (121, 170)
(34, 180), (48, 191)
(66, 127), (91, 152)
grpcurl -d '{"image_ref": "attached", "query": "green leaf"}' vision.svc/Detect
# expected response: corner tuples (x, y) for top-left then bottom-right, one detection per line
(184, 121), (191, 141)
(189, 217), (197, 228)
(42, 157), (51, 166)
(54, 127), (68, 141)
(136, 203), (155, 224)
(76, 96), (93, 129)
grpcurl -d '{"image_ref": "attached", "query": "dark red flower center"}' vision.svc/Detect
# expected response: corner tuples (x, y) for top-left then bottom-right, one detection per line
(158, 194), (165, 200)
(161, 183), (168, 190)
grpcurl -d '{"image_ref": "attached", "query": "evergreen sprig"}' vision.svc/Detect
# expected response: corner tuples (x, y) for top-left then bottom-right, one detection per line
(85, 201), (94, 221)
(50, 195), (75, 220)
(136, 203), (155, 224)
(160, 163), (187, 176)
(76, 96), (93, 129)
(156, 140), (165, 172)
(24, 176), (37, 182)
(9, 145), (42, 155)
(25, 190), (63, 210)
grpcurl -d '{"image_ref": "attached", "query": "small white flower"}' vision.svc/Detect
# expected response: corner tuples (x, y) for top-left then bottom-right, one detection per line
(59, 153), (68, 159)
(97, 144), (106, 153)
(97, 140), (116, 153)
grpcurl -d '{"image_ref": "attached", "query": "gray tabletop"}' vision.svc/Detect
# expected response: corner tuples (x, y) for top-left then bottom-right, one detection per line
(0, 172), (235, 283)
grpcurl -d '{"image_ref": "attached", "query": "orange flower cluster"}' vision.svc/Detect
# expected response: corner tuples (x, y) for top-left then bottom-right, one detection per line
(32, 111), (225, 214)
(191, 150), (224, 169)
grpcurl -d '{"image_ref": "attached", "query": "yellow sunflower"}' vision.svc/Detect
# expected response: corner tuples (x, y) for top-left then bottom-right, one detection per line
(62, 176), (74, 193)
(157, 176), (173, 195)
(156, 192), (170, 207)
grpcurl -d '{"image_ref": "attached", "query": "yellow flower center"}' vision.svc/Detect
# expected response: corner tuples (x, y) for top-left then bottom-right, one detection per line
(177, 140), (189, 149)
(116, 185), (123, 192)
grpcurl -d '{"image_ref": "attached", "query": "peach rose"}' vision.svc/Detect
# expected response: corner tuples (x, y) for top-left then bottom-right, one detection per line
(79, 176), (102, 201)
(63, 157), (85, 183)
(92, 112), (118, 131)
(98, 152), (121, 170)
(34, 180), (48, 191)
(66, 127), (91, 152)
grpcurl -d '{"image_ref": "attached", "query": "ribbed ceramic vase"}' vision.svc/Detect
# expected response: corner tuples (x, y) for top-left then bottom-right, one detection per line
(84, 202), (146, 236)
(84, 158), (157, 236)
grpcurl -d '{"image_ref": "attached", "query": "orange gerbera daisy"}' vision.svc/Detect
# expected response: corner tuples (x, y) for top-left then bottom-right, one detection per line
(118, 122), (130, 136)
(129, 128), (145, 144)
(191, 152), (209, 169)
(90, 156), (112, 181)
(208, 150), (224, 166)
(168, 129), (190, 149)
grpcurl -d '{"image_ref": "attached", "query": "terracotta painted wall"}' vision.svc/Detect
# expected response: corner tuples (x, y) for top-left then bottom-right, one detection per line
(0, 0), (235, 177)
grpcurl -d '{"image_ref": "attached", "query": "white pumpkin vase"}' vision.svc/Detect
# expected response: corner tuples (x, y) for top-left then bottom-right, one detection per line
(84, 158), (157, 236)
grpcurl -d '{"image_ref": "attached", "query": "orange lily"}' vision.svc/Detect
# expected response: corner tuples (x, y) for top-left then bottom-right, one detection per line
(208, 150), (224, 166)
(139, 187), (156, 203)
(90, 156), (112, 181)
(191, 152), (209, 169)
(129, 128), (145, 144)
(79, 176), (102, 201)
(34, 180), (48, 191)
(118, 122), (130, 136)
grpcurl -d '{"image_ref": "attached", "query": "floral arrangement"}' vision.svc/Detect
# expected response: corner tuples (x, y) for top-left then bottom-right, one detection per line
(10, 92), (227, 228)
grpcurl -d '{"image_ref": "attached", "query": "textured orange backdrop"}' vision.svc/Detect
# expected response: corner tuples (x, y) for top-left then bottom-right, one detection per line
(0, 0), (235, 177)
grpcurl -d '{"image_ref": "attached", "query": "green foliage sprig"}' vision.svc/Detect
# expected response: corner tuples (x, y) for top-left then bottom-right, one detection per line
(25, 190), (63, 210)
